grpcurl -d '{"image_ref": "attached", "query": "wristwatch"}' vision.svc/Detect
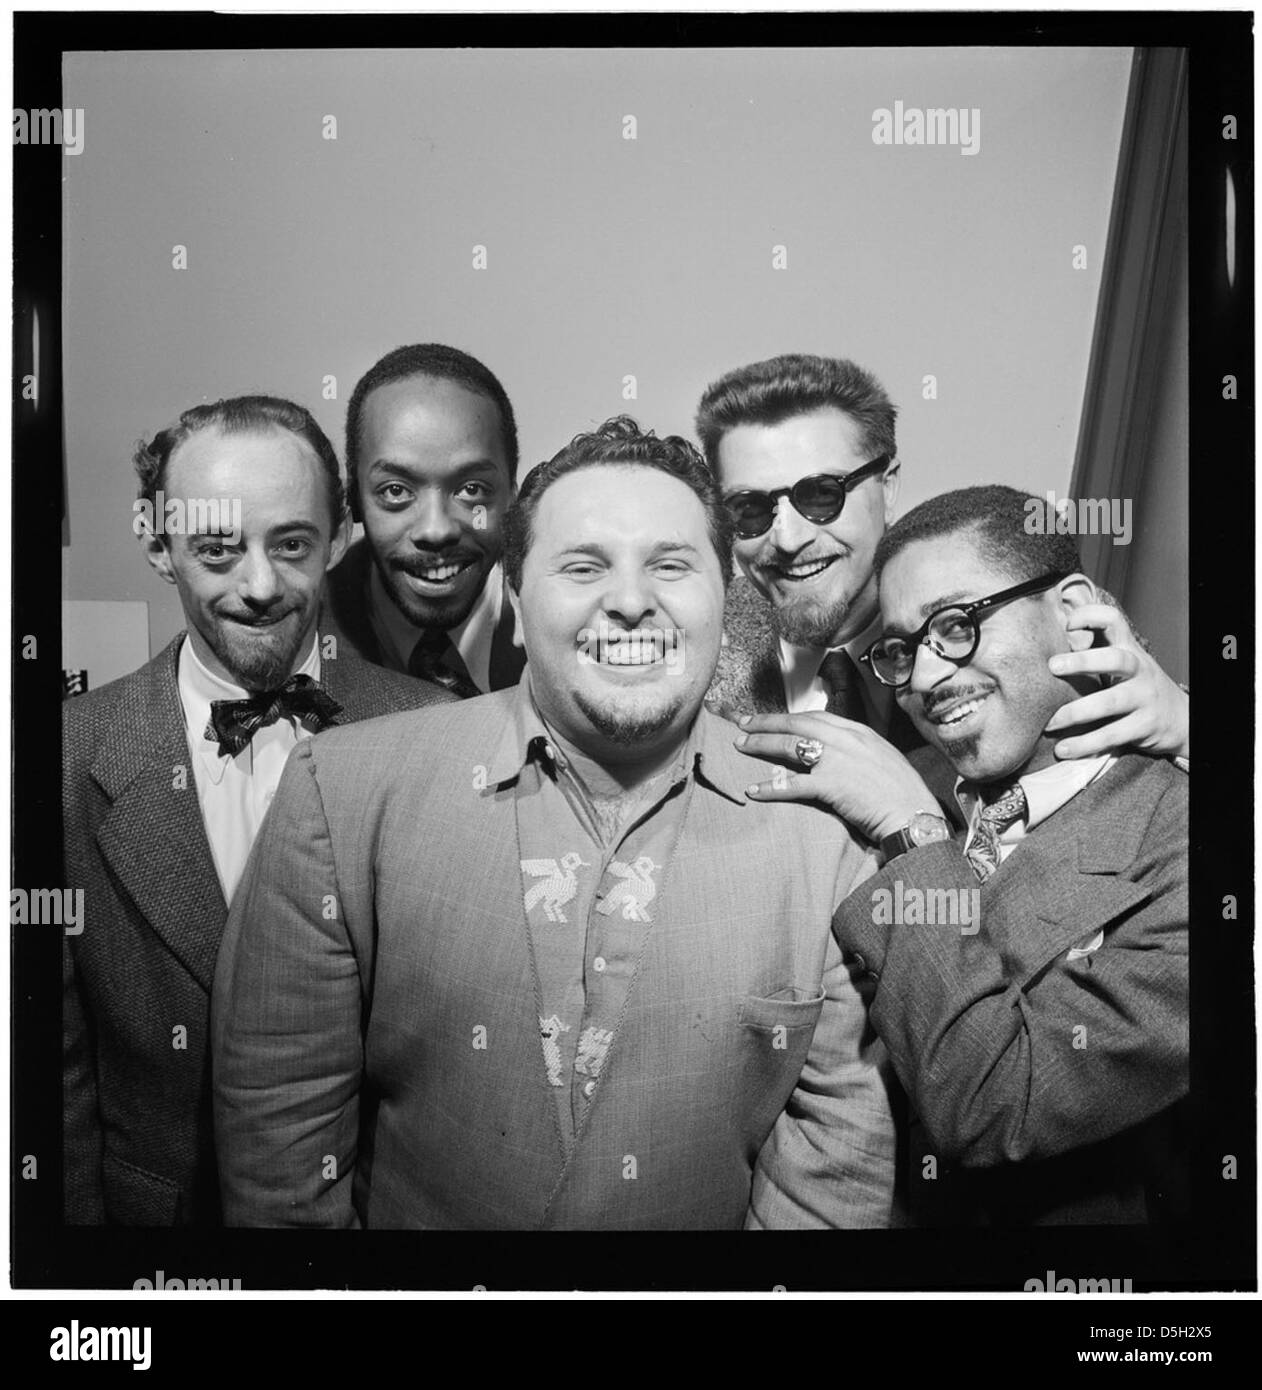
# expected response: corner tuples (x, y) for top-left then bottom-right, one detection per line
(879, 811), (951, 863)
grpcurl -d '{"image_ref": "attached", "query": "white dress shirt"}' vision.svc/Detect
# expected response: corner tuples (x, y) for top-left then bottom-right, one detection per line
(778, 608), (893, 731)
(368, 559), (504, 692)
(956, 752), (1117, 957)
(177, 633), (321, 905)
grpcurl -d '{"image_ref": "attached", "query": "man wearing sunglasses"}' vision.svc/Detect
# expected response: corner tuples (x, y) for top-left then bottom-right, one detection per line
(740, 485), (1188, 1226)
(697, 354), (1188, 786)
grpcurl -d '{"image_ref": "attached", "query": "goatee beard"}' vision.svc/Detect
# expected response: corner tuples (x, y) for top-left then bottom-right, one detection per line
(214, 627), (304, 692)
(770, 592), (851, 649)
(573, 690), (682, 747)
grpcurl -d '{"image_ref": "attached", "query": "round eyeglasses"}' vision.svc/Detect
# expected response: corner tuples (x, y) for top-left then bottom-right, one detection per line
(860, 572), (1069, 688)
(722, 454), (890, 540)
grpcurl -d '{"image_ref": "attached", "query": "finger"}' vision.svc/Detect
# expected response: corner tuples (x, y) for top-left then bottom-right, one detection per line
(744, 770), (819, 802)
(1048, 646), (1142, 684)
(737, 710), (864, 738)
(734, 731), (823, 766)
(1046, 683), (1135, 733)
(1054, 713), (1147, 761)
(1063, 604), (1136, 648)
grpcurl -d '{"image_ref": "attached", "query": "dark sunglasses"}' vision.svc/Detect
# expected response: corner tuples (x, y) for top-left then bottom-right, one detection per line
(860, 572), (1069, 688)
(722, 454), (891, 539)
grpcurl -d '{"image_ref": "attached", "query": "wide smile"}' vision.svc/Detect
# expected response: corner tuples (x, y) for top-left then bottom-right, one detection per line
(398, 557), (479, 593)
(578, 627), (681, 671)
(925, 691), (992, 737)
(765, 554), (841, 585)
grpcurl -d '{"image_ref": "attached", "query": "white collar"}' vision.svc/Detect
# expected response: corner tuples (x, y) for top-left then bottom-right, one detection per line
(178, 632), (321, 785)
(955, 752), (1117, 833)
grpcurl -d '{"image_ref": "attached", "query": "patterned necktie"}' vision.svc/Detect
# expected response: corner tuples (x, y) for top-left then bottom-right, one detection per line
(819, 648), (868, 724)
(408, 630), (481, 699)
(206, 674), (342, 758)
(964, 782), (1028, 883)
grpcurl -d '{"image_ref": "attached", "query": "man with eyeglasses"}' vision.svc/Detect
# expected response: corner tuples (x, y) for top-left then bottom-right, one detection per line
(738, 485), (1188, 1226)
(696, 354), (1188, 795)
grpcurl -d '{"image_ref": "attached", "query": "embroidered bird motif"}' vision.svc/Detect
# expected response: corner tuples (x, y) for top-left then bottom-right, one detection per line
(596, 856), (659, 922)
(521, 852), (589, 922)
(539, 1013), (571, 1087)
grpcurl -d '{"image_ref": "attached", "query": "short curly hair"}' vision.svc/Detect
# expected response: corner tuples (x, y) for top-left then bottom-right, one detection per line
(695, 353), (898, 471)
(875, 484), (1083, 583)
(502, 415), (734, 593)
(134, 394), (343, 533)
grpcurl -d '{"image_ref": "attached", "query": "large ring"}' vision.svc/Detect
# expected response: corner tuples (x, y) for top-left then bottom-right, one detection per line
(795, 737), (825, 769)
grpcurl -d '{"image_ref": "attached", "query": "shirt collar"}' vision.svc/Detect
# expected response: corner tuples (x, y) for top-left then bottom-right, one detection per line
(483, 676), (747, 803)
(368, 558), (504, 688)
(178, 631), (321, 785)
(955, 751), (1117, 832)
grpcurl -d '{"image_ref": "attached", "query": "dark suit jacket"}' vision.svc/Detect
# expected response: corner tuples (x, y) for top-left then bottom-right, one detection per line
(62, 633), (454, 1226)
(322, 537), (526, 692)
(834, 753), (1189, 1225)
(705, 576), (962, 825)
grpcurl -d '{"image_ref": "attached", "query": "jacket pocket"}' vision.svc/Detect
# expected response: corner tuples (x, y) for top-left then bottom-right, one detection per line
(103, 1151), (182, 1227)
(739, 984), (827, 1033)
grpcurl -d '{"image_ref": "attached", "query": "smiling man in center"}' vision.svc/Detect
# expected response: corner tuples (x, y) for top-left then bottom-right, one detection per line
(213, 415), (896, 1230)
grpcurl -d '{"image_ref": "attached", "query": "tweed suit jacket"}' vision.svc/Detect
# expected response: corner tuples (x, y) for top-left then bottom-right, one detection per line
(834, 753), (1189, 1225)
(212, 684), (898, 1230)
(322, 537), (526, 691)
(705, 575), (961, 825)
(62, 633), (454, 1226)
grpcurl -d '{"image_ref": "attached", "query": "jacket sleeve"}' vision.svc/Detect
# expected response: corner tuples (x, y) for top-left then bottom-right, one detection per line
(832, 778), (1189, 1168)
(62, 932), (106, 1224)
(746, 850), (897, 1229)
(211, 740), (363, 1227)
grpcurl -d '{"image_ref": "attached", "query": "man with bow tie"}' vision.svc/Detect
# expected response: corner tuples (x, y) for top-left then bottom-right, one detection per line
(62, 393), (453, 1226)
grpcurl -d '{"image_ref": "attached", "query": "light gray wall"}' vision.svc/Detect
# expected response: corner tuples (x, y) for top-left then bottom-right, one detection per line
(62, 45), (1134, 657)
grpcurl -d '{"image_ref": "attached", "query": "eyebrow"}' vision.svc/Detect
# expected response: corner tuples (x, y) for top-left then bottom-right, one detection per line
(916, 590), (974, 618)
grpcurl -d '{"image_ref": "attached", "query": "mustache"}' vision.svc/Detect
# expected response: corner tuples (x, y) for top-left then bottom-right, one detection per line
(920, 682), (993, 715)
(760, 543), (852, 567)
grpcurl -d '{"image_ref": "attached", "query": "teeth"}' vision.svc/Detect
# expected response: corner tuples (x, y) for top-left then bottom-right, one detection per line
(415, 561), (466, 582)
(780, 558), (832, 579)
(603, 630), (667, 665)
(936, 697), (985, 726)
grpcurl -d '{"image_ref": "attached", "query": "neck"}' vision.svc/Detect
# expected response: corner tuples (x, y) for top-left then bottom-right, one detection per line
(545, 721), (687, 797)
(826, 583), (879, 650)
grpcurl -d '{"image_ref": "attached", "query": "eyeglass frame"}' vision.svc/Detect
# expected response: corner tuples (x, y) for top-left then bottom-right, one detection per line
(859, 571), (1071, 689)
(721, 454), (892, 539)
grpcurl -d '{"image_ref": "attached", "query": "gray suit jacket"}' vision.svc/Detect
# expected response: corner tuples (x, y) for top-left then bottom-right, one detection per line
(213, 687), (898, 1230)
(834, 753), (1189, 1225)
(62, 634), (453, 1226)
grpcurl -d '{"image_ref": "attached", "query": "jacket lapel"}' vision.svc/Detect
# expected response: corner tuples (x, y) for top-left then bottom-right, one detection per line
(983, 757), (1159, 979)
(90, 637), (227, 994)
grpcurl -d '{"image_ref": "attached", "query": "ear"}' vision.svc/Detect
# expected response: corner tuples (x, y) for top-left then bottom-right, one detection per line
(507, 579), (526, 649)
(881, 457), (902, 524)
(1052, 573), (1098, 650)
(325, 505), (351, 572)
(139, 527), (177, 586)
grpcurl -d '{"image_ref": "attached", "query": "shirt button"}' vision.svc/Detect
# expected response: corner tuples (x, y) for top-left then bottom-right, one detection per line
(592, 956), (606, 973)
(583, 1080), (596, 1098)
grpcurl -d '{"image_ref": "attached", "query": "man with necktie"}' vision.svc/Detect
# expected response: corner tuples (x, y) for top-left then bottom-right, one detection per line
(738, 484), (1189, 1226)
(62, 394), (452, 1226)
(696, 354), (1189, 816)
(322, 343), (526, 697)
